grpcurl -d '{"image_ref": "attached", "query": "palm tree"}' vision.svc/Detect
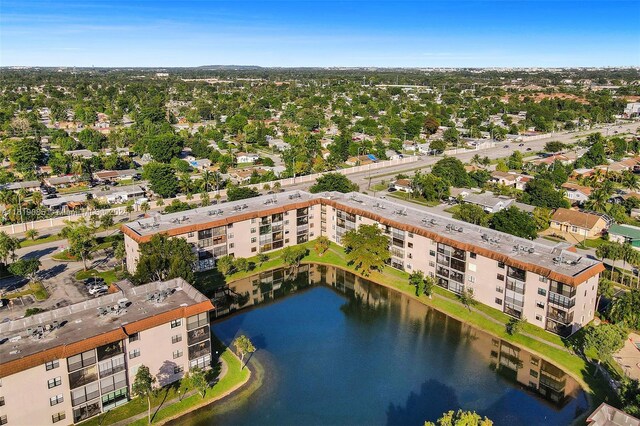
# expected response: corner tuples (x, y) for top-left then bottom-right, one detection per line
(622, 171), (640, 192)
(201, 170), (212, 192)
(31, 191), (43, 206)
(25, 229), (39, 241)
(140, 201), (150, 215)
(585, 189), (610, 213)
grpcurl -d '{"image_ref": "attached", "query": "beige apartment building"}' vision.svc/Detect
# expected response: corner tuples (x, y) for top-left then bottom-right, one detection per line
(122, 190), (604, 337)
(0, 279), (213, 426)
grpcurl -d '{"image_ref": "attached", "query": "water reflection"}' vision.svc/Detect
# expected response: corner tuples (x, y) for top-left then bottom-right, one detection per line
(194, 264), (587, 425)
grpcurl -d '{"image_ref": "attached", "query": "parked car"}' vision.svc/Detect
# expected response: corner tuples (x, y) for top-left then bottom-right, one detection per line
(88, 285), (108, 295)
(93, 289), (108, 297)
(518, 143), (525, 147)
(84, 277), (104, 286)
(503, 145), (509, 148)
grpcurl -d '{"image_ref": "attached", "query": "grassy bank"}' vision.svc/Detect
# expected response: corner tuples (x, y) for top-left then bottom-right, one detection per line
(195, 241), (615, 410)
(81, 341), (249, 426)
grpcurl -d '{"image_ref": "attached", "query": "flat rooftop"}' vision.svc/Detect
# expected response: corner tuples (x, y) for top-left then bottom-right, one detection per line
(124, 190), (317, 238)
(122, 190), (601, 280)
(0, 278), (211, 369)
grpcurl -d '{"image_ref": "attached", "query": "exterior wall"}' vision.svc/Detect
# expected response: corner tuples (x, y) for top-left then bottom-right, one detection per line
(125, 233), (141, 274)
(572, 275), (598, 332)
(1, 362), (72, 426)
(126, 320), (190, 387)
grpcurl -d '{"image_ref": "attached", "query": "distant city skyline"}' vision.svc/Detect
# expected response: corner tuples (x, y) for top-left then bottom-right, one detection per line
(2, 0), (639, 67)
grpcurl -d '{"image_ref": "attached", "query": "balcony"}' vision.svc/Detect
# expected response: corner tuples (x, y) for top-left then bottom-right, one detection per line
(548, 292), (575, 309)
(546, 308), (573, 325)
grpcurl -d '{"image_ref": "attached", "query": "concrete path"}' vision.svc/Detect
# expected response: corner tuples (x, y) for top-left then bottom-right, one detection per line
(614, 332), (640, 380)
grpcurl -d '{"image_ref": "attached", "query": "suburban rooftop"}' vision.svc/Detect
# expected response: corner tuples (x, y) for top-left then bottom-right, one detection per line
(123, 190), (601, 279)
(0, 278), (212, 370)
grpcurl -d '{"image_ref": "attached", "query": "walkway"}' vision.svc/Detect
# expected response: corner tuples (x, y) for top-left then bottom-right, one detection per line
(110, 357), (229, 426)
(614, 332), (640, 381)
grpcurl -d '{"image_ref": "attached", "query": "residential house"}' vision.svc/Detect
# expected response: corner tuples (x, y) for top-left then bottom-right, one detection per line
(561, 183), (592, 204)
(3, 180), (41, 192)
(91, 185), (146, 204)
(64, 149), (96, 159)
(267, 138), (290, 152)
(587, 402), (640, 426)
(44, 175), (76, 188)
(42, 193), (87, 210)
(93, 169), (140, 183)
(550, 208), (609, 240)
(235, 152), (260, 164)
(385, 150), (403, 160)
(460, 191), (514, 213)
(189, 159), (212, 171)
(345, 155), (377, 166)
(389, 179), (413, 193)
(402, 141), (417, 152)
(417, 143), (431, 154)
(490, 171), (532, 191)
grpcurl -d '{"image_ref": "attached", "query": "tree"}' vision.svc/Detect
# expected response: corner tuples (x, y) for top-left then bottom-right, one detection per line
(216, 255), (235, 275)
(431, 157), (471, 187)
(146, 134), (183, 163)
(522, 178), (569, 209)
(531, 207), (552, 231)
(189, 367), (209, 398)
(61, 219), (97, 270)
(506, 317), (525, 336)
(490, 207), (538, 240)
(458, 288), (476, 311)
(429, 139), (447, 153)
(258, 253), (269, 265)
(234, 257), (249, 272)
(31, 191), (43, 206)
(10, 138), (42, 173)
(443, 127), (460, 146)
(114, 239), (126, 269)
(411, 172), (450, 202)
(582, 323), (627, 366)
(619, 379), (640, 418)
(310, 173), (359, 193)
(233, 335), (256, 369)
(134, 234), (196, 284)
(607, 289), (640, 330)
(313, 236), (331, 256)
(25, 229), (39, 241)
(341, 224), (390, 277)
(125, 203), (135, 219)
(140, 201), (150, 215)
(596, 278), (615, 312)
(144, 162), (179, 198)
(132, 365), (156, 424)
(409, 271), (426, 296)
(544, 141), (566, 153)
(199, 191), (210, 207)
(100, 211), (115, 229)
(453, 204), (489, 226)
(425, 410), (493, 426)
(226, 186), (260, 202)
(282, 246), (307, 267)
(423, 275), (435, 298)
(8, 258), (41, 281)
(507, 150), (523, 170)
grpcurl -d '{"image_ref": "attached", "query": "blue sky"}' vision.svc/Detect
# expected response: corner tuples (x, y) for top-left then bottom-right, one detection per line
(1, 0), (639, 67)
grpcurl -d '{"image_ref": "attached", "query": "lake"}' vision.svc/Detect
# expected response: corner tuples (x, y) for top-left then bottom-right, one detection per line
(179, 264), (588, 426)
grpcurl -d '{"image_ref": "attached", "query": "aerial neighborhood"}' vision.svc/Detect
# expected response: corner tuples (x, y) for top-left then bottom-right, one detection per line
(0, 66), (639, 425)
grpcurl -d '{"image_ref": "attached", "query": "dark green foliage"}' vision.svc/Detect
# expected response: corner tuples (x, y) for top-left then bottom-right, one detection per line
(490, 206), (538, 239)
(143, 162), (179, 198)
(310, 173), (359, 193)
(134, 234), (196, 284)
(431, 157), (471, 187)
(227, 186), (260, 201)
(522, 178), (570, 209)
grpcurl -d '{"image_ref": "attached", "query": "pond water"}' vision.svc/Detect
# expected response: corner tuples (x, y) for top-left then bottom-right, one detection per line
(180, 264), (588, 426)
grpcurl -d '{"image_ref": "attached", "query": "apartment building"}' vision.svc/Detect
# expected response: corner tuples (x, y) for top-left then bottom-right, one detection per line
(122, 191), (604, 337)
(0, 279), (213, 426)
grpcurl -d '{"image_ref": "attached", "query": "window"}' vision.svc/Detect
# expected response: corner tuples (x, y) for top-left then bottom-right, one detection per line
(251, 228), (256, 233)
(468, 263), (477, 272)
(495, 298), (503, 305)
(498, 262), (505, 269)
(497, 274), (505, 281)
(188, 232), (194, 238)
(530, 369), (539, 378)
(468, 276), (475, 283)
(171, 319), (182, 328)
(0, 396), (4, 406)
(129, 332), (140, 342)
(496, 286), (503, 293)
(535, 314), (543, 321)
(536, 301), (545, 309)
(229, 243), (234, 248)
(531, 357), (539, 366)
(45, 360), (60, 371)
(537, 288), (547, 296)
(251, 247), (257, 252)
(50, 394), (64, 406)
(251, 237), (256, 243)
(174, 365), (184, 375)
(129, 349), (140, 359)
(228, 233), (234, 239)
(173, 350), (183, 359)
(429, 261), (435, 267)
(48, 377), (62, 389)
(408, 232), (414, 238)
(408, 242), (413, 248)
(227, 223), (233, 228)
(539, 276), (548, 283)
(172, 334), (182, 344)
(0, 415), (6, 425)
(429, 250), (435, 257)
(67, 350), (96, 372)
(187, 313), (208, 330)
(470, 252), (477, 259)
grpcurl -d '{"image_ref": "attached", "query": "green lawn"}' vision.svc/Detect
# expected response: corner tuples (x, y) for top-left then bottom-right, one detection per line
(576, 238), (608, 250)
(19, 233), (64, 248)
(388, 191), (441, 207)
(5, 281), (48, 301)
(81, 343), (249, 426)
(75, 268), (120, 284)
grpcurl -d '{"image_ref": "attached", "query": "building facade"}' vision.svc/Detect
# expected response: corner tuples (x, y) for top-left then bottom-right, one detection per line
(0, 279), (213, 426)
(122, 191), (603, 337)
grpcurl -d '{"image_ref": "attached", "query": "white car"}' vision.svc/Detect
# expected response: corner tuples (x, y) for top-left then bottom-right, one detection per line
(88, 285), (108, 295)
